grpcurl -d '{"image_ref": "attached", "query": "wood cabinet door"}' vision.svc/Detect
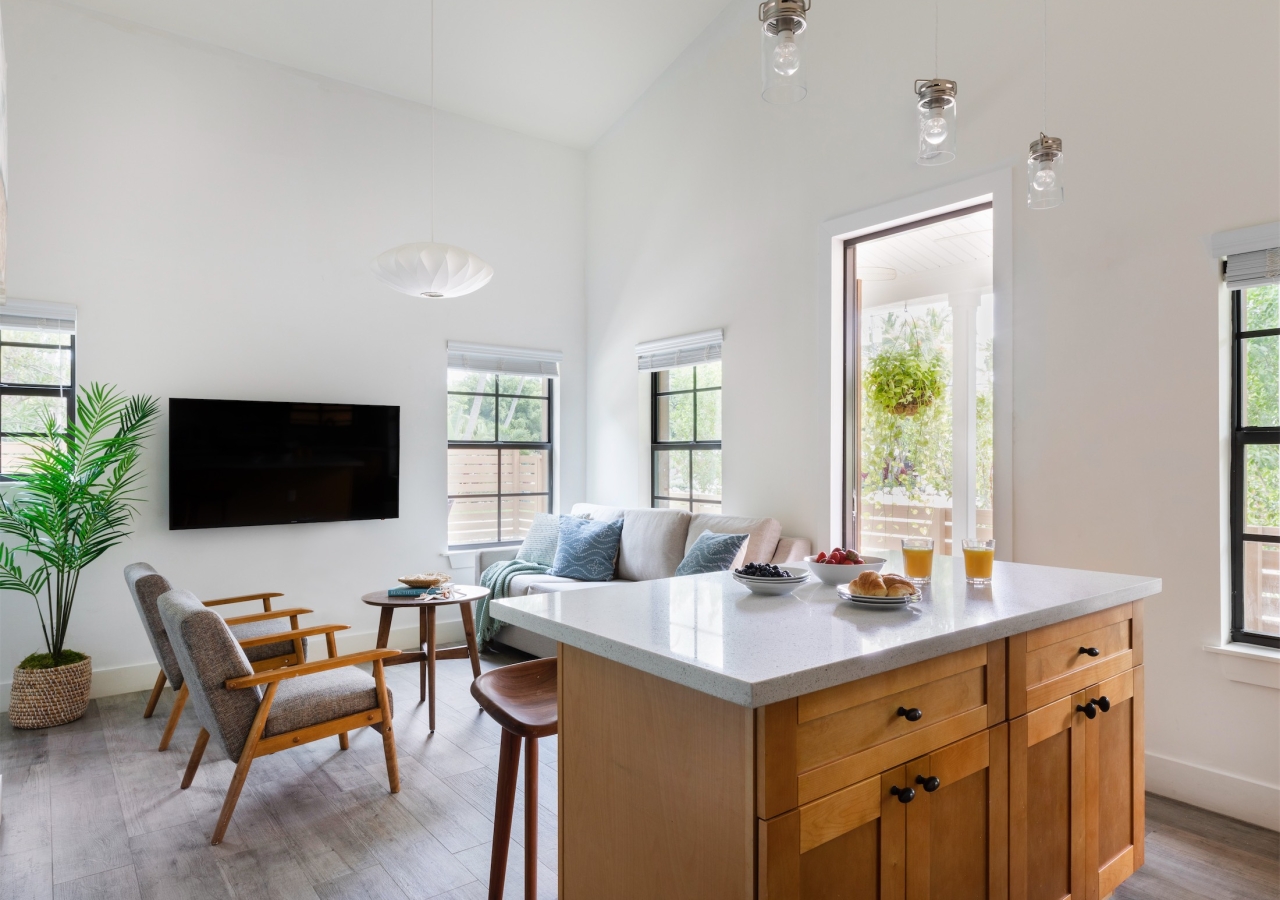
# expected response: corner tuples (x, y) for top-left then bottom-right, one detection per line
(1009, 691), (1090, 900)
(904, 725), (1009, 900)
(1087, 666), (1144, 900)
(759, 767), (909, 900)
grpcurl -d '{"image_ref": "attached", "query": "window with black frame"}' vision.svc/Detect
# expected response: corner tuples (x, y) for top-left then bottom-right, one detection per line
(652, 361), (722, 511)
(447, 370), (552, 546)
(0, 317), (76, 479)
(1230, 277), (1279, 648)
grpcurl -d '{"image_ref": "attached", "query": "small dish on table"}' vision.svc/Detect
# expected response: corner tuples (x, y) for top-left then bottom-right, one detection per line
(399, 572), (452, 589)
(804, 553), (887, 585)
(732, 563), (810, 596)
(836, 570), (920, 609)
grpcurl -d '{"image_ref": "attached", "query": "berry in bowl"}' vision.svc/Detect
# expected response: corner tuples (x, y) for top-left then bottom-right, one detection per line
(804, 548), (887, 585)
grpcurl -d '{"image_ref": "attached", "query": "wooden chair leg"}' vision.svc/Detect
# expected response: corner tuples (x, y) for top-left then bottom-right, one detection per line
(427, 606), (437, 732)
(211, 682), (277, 845)
(338, 732), (349, 751)
(143, 670), (167, 719)
(182, 728), (210, 789)
(373, 660), (399, 793)
(488, 729), (521, 900)
(158, 683), (188, 751)
(460, 601), (483, 681)
(524, 736), (539, 900)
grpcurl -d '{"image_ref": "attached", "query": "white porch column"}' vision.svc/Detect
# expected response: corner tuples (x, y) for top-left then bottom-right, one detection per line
(949, 291), (982, 555)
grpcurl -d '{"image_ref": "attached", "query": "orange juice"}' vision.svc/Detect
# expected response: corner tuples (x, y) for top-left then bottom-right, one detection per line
(962, 540), (995, 583)
(903, 547), (934, 580)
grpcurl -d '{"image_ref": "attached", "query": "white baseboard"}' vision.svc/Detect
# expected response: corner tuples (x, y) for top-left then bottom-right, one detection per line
(1146, 750), (1280, 830)
(0, 621), (465, 714)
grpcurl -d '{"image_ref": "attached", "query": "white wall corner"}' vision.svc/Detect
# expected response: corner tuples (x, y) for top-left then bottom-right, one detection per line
(1146, 751), (1280, 831)
(1207, 221), (1280, 258)
(1204, 642), (1280, 690)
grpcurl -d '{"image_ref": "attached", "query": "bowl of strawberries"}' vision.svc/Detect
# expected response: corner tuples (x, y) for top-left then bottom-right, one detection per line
(804, 548), (887, 585)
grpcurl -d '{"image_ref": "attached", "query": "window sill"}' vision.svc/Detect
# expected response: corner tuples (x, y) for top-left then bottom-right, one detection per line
(1203, 642), (1280, 690)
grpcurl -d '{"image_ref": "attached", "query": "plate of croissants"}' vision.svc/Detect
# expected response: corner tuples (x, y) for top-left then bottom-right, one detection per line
(836, 571), (920, 607)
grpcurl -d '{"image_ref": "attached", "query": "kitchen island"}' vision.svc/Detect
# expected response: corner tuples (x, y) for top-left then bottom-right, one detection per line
(492, 556), (1160, 900)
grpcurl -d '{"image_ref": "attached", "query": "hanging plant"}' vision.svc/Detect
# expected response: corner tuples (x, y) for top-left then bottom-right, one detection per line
(865, 342), (946, 416)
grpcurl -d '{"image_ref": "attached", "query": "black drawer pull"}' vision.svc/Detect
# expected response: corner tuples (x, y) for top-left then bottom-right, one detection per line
(1079, 646), (1100, 657)
(1090, 695), (1111, 713)
(897, 706), (924, 722)
(915, 775), (941, 793)
(1076, 701), (1097, 719)
(890, 785), (916, 803)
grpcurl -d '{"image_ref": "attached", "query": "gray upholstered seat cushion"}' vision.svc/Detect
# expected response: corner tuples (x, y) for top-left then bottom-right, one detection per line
(229, 619), (309, 665)
(263, 668), (390, 737)
(616, 508), (691, 581)
(158, 589), (260, 760)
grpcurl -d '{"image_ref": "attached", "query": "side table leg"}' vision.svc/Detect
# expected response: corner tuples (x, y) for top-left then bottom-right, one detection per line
(375, 607), (394, 650)
(460, 601), (482, 681)
(427, 606), (437, 732)
(419, 606), (427, 704)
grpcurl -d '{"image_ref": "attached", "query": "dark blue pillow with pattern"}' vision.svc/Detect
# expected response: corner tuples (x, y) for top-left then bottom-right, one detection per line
(547, 516), (624, 581)
(675, 531), (748, 576)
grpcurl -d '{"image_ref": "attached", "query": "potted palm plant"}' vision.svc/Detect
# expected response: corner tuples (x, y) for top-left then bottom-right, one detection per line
(0, 384), (159, 729)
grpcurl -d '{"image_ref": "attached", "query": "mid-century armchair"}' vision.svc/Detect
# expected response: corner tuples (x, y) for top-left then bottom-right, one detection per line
(157, 588), (400, 845)
(124, 562), (328, 751)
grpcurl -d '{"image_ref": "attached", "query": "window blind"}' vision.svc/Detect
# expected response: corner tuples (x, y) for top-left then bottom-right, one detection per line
(446, 341), (561, 377)
(635, 329), (723, 372)
(0, 299), (77, 335)
(1225, 248), (1280, 289)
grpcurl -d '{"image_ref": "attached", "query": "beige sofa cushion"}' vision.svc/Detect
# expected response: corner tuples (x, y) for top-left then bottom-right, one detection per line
(508, 573), (582, 596)
(569, 502), (625, 522)
(616, 508), (691, 581)
(686, 513), (782, 566)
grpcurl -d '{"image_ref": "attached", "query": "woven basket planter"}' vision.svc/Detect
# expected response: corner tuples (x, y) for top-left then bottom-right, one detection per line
(8, 656), (92, 729)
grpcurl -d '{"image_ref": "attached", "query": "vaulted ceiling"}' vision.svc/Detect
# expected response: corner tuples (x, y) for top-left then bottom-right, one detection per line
(61, 0), (734, 148)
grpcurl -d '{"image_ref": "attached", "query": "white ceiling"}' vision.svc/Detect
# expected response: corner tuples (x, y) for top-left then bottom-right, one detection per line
(857, 208), (994, 279)
(61, 0), (734, 148)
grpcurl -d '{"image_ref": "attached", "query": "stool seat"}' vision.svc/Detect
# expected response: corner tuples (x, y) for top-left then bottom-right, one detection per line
(470, 658), (558, 739)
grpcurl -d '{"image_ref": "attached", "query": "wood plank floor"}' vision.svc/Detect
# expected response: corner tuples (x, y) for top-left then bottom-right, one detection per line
(1, 644), (1276, 899)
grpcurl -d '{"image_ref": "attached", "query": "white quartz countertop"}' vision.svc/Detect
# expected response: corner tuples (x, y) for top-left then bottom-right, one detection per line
(491, 556), (1161, 708)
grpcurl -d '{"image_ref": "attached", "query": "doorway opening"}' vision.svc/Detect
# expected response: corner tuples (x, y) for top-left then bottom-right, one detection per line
(843, 202), (995, 556)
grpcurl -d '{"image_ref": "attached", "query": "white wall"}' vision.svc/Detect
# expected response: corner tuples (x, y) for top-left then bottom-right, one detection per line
(0, 0), (586, 702)
(585, 0), (1280, 826)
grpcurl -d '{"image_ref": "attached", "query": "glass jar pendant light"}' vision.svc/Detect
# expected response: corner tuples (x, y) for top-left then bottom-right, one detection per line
(1027, 0), (1064, 208)
(915, 79), (957, 165)
(759, 0), (810, 104)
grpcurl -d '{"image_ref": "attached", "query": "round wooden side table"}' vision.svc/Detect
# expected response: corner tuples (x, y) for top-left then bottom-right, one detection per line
(361, 584), (489, 732)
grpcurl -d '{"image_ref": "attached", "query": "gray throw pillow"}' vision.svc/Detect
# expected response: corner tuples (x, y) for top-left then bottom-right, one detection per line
(675, 531), (749, 576)
(547, 516), (624, 581)
(516, 513), (560, 567)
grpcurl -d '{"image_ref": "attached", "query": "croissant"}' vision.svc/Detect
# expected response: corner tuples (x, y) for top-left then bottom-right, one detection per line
(882, 574), (913, 590)
(886, 582), (916, 598)
(851, 571), (887, 597)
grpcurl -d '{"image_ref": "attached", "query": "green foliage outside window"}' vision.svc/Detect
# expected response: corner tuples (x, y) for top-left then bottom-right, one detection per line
(447, 373), (548, 443)
(1245, 284), (1279, 529)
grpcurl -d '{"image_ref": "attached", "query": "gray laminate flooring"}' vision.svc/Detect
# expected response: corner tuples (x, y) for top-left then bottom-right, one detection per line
(1, 645), (1276, 900)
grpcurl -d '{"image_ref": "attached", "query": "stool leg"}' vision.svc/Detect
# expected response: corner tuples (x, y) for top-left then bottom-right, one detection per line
(427, 606), (437, 732)
(524, 736), (539, 900)
(489, 729), (521, 900)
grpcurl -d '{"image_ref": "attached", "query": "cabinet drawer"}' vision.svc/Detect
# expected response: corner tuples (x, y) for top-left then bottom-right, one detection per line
(757, 640), (1006, 817)
(1008, 601), (1143, 717)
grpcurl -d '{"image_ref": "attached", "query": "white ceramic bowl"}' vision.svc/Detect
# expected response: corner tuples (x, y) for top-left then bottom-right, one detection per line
(732, 572), (805, 596)
(804, 555), (887, 585)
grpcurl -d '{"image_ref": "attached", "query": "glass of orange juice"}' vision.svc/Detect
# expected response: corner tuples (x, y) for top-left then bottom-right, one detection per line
(901, 537), (934, 584)
(962, 539), (995, 584)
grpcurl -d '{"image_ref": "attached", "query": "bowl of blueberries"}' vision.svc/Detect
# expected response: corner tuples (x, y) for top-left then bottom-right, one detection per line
(732, 562), (811, 596)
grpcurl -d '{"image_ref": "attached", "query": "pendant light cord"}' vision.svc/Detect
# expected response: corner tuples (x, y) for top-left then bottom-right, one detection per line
(934, 0), (939, 77)
(1042, 0), (1048, 133)
(430, 0), (436, 243)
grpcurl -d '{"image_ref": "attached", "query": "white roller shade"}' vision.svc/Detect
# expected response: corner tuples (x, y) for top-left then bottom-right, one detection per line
(1225, 248), (1280, 289)
(0, 299), (76, 335)
(447, 341), (561, 377)
(635, 329), (723, 372)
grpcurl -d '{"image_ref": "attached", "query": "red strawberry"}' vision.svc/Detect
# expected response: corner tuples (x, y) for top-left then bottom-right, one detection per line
(815, 551), (827, 563)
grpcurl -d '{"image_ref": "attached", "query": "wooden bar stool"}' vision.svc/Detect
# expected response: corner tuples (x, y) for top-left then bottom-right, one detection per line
(470, 658), (558, 900)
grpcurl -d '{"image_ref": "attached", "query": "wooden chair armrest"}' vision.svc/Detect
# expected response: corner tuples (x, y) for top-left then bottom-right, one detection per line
(224, 607), (313, 626)
(225, 649), (401, 689)
(236, 623), (349, 648)
(203, 592), (284, 609)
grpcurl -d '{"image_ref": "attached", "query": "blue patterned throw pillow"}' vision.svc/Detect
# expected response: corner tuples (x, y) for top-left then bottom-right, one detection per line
(675, 531), (748, 576)
(547, 516), (624, 581)
(516, 513), (560, 567)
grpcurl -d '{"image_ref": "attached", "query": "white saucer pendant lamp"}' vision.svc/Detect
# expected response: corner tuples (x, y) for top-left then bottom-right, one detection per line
(373, 0), (492, 298)
(372, 242), (493, 298)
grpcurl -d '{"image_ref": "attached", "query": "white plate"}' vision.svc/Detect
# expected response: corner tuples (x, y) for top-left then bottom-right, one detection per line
(835, 584), (920, 605)
(732, 573), (804, 595)
(733, 570), (808, 582)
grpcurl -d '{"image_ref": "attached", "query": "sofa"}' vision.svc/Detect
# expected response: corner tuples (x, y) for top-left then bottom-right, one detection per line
(475, 502), (811, 657)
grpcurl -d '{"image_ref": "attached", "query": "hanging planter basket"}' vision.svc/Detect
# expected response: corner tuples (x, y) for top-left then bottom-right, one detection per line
(865, 345), (946, 418)
(8, 655), (92, 729)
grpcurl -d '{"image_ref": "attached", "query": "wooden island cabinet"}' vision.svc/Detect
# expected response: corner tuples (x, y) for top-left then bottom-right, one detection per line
(493, 558), (1159, 900)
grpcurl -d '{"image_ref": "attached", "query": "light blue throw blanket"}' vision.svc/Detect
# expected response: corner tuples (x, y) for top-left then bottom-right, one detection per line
(477, 559), (550, 644)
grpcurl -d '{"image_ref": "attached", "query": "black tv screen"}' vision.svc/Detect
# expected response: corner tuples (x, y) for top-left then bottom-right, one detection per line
(169, 398), (399, 530)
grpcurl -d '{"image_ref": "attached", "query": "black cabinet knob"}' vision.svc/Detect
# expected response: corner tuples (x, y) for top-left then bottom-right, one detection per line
(1079, 646), (1100, 657)
(915, 775), (941, 793)
(897, 706), (924, 722)
(890, 785), (916, 803)
(1091, 696), (1111, 713)
(1076, 701), (1097, 719)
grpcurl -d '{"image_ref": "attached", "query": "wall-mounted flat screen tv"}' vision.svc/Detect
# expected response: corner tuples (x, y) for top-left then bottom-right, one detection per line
(169, 398), (399, 530)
